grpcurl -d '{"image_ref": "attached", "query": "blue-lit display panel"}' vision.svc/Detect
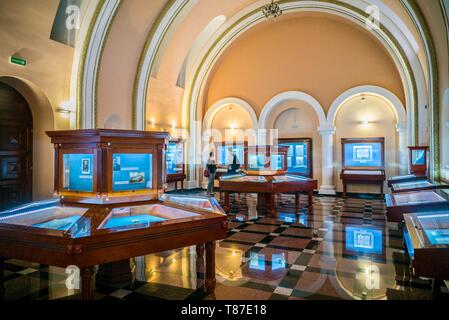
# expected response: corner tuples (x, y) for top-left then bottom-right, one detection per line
(112, 153), (152, 192)
(417, 213), (449, 245)
(403, 228), (415, 259)
(166, 141), (184, 175)
(343, 142), (383, 167)
(63, 154), (94, 192)
(248, 154), (266, 171)
(411, 149), (426, 165)
(283, 142), (309, 174)
(271, 154), (285, 171)
(217, 145), (244, 166)
(345, 226), (383, 255)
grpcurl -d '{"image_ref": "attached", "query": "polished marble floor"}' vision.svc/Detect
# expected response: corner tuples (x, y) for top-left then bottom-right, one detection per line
(2, 191), (448, 300)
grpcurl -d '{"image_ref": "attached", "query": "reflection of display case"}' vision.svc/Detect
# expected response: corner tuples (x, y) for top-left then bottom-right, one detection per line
(279, 138), (313, 178)
(245, 145), (289, 176)
(409, 146), (429, 176)
(166, 139), (186, 190)
(0, 194), (227, 299)
(340, 138), (386, 197)
(47, 129), (170, 197)
(385, 189), (449, 222)
(344, 225), (385, 262)
(404, 211), (449, 293)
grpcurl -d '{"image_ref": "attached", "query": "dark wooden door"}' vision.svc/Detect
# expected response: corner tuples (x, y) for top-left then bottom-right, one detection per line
(0, 82), (33, 211)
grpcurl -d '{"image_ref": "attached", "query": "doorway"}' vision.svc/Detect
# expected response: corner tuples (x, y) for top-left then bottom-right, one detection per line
(0, 82), (33, 210)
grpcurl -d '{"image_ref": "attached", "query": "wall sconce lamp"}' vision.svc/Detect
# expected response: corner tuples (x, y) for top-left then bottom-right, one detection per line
(149, 117), (156, 127)
(57, 101), (72, 114)
(171, 121), (177, 130)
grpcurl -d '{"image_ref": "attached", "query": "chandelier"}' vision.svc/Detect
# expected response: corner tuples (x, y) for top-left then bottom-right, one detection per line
(262, 0), (283, 19)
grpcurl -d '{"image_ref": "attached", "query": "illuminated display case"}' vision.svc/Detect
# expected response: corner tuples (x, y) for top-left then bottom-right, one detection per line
(340, 138), (386, 197)
(279, 138), (313, 178)
(245, 145), (289, 176)
(47, 129), (170, 198)
(0, 194), (227, 299)
(385, 189), (449, 222)
(403, 211), (449, 292)
(409, 146), (429, 176)
(166, 139), (186, 190)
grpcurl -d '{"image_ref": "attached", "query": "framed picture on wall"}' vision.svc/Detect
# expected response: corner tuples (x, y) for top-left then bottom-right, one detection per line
(81, 158), (91, 175)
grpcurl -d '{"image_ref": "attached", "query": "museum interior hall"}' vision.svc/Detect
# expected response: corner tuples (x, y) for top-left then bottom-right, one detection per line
(0, 0), (449, 301)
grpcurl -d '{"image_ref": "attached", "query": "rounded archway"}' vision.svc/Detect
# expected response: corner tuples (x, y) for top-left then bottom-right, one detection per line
(0, 76), (55, 202)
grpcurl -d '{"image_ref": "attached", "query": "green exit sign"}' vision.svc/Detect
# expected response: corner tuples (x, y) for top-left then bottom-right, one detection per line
(9, 56), (27, 66)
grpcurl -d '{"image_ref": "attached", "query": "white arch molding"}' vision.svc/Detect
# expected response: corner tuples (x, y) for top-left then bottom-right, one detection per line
(72, 0), (121, 129)
(259, 91), (327, 129)
(203, 97), (258, 130)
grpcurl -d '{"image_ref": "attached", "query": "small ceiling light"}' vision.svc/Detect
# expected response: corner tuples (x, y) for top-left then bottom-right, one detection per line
(230, 122), (238, 130)
(361, 119), (370, 126)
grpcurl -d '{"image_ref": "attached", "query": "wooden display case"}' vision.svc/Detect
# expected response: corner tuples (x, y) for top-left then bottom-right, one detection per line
(279, 138), (313, 178)
(408, 146), (429, 176)
(46, 129), (170, 198)
(340, 138), (386, 197)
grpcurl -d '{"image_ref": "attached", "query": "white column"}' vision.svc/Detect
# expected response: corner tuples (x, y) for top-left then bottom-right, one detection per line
(318, 125), (336, 195)
(396, 121), (407, 175)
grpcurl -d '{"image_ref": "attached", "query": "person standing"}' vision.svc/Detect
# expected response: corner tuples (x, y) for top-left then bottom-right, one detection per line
(206, 151), (217, 196)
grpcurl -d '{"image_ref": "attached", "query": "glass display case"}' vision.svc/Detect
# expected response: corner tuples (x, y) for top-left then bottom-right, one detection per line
(340, 138), (386, 197)
(0, 193), (227, 299)
(403, 211), (449, 285)
(166, 140), (186, 190)
(342, 138), (384, 169)
(245, 145), (289, 176)
(409, 146), (429, 176)
(214, 141), (247, 174)
(279, 138), (312, 177)
(47, 129), (170, 197)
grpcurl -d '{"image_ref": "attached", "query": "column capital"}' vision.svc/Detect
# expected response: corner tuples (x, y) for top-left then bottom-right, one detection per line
(318, 124), (336, 135)
(396, 121), (407, 133)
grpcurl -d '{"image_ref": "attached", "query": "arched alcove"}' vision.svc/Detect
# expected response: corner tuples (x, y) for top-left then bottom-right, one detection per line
(0, 76), (55, 201)
(333, 94), (400, 194)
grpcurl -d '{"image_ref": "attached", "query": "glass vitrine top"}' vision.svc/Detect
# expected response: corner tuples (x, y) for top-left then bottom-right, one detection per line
(392, 191), (447, 205)
(0, 199), (87, 232)
(98, 204), (199, 233)
(159, 194), (224, 213)
(392, 181), (433, 190)
(219, 174), (267, 183)
(413, 212), (449, 246)
(389, 174), (418, 181)
(343, 170), (384, 175)
(273, 175), (309, 183)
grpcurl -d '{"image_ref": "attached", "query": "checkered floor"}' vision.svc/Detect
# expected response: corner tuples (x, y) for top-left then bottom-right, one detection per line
(2, 192), (448, 300)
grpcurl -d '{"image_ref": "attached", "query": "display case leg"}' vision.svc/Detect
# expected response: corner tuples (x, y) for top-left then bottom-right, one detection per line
(269, 193), (276, 217)
(204, 242), (216, 293)
(224, 192), (230, 212)
(295, 193), (300, 210)
(196, 244), (205, 258)
(80, 267), (94, 300)
(432, 279), (443, 299)
(0, 258), (5, 300)
(343, 184), (347, 198)
(308, 191), (313, 208)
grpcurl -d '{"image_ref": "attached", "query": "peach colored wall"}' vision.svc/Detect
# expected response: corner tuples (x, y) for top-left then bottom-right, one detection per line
(334, 95), (398, 194)
(97, 0), (168, 129)
(205, 13), (405, 115)
(209, 104), (255, 143)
